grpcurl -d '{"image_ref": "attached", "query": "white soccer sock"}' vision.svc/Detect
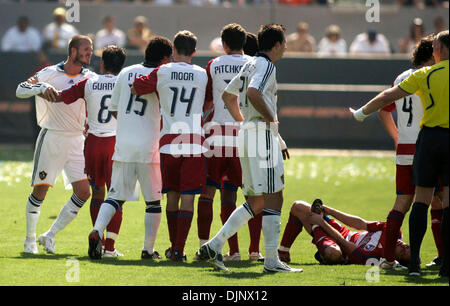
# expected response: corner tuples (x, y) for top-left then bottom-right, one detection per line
(26, 194), (42, 239)
(262, 209), (281, 265)
(93, 200), (119, 240)
(47, 194), (85, 238)
(144, 205), (161, 254)
(210, 202), (254, 252)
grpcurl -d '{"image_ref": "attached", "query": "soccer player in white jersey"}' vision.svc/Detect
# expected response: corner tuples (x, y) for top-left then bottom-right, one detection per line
(196, 24), (254, 262)
(16, 35), (95, 254)
(133, 31), (209, 262)
(198, 24), (302, 273)
(88, 37), (173, 260)
(46, 46), (127, 257)
(376, 36), (444, 269)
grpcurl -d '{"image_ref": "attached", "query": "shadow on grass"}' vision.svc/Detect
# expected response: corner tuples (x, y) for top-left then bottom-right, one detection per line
(14, 252), (78, 260)
(383, 267), (449, 285)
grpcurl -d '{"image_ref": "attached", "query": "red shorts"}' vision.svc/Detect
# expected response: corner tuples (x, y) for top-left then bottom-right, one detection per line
(206, 156), (242, 191)
(160, 153), (205, 194)
(396, 164), (443, 195)
(396, 164), (415, 195)
(84, 134), (115, 190)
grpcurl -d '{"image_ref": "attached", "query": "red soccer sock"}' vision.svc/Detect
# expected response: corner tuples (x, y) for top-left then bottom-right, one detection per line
(279, 212), (303, 250)
(248, 212), (262, 253)
(384, 209), (405, 262)
(431, 209), (443, 258)
(90, 198), (103, 226)
(105, 207), (123, 252)
(174, 210), (193, 253)
(197, 197), (213, 241)
(166, 209), (179, 249)
(221, 201), (239, 255)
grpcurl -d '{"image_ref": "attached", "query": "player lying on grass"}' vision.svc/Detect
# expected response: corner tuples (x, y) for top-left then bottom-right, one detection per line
(278, 199), (411, 267)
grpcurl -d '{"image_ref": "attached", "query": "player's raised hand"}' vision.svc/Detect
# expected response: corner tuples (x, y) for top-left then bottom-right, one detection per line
(349, 107), (369, 122)
(43, 86), (59, 102)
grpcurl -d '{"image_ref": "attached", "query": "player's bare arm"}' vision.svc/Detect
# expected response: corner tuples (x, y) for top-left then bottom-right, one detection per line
(350, 86), (411, 121)
(309, 213), (358, 255)
(278, 134), (290, 160)
(246, 87), (276, 123)
(378, 109), (399, 148)
(322, 205), (368, 231)
(222, 91), (244, 122)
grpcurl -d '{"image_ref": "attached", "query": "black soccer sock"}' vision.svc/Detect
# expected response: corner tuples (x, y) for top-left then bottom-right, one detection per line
(441, 207), (449, 273)
(409, 202), (429, 266)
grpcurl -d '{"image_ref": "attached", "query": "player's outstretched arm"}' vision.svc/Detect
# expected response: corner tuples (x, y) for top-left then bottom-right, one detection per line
(222, 91), (244, 122)
(16, 76), (58, 101)
(350, 86), (410, 121)
(322, 205), (368, 231)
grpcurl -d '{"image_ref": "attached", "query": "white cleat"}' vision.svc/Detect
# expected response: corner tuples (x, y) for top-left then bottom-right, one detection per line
(263, 260), (303, 273)
(249, 252), (265, 261)
(379, 258), (407, 270)
(223, 252), (241, 262)
(24, 237), (38, 254)
(38, 233), (55, 254)
(103, 249), (124, 258)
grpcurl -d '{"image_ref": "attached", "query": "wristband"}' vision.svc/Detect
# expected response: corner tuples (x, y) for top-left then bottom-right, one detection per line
(352, 107), (369, 121)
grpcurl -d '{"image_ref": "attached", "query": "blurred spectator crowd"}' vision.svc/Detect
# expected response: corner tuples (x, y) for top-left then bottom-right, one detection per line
(1, 3), (448, 57)
(1, 0), (449, 7)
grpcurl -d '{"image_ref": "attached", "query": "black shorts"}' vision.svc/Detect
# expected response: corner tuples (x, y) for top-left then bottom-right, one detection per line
(413, 126), (449, 187)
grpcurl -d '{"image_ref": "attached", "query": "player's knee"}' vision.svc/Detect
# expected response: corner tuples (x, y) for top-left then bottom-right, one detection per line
(322, 246), (344, 265)
(74, 188), (91, 202)
(32, 185), (49, 201)
(292, 200), (310, 214)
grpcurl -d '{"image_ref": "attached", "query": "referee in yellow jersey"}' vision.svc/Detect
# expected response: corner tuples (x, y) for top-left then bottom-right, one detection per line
(351, 30), (449, 278)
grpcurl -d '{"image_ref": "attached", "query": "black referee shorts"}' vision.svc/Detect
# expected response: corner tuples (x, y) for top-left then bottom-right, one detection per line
(413, 126), (449, 188)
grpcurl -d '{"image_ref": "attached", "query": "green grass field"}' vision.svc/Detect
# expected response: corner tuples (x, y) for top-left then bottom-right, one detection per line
(0, 147), (447, 286)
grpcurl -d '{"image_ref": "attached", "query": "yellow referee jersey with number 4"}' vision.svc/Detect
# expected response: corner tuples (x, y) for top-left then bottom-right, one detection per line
(398, 60), (449, 129)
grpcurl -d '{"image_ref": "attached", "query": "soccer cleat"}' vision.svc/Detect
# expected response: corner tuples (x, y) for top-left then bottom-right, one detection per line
(223, 252), (241, 262)
(311, 198), (324, 215)
(38, 233), (55, 254)
(193, 250), (206, 261)
(408, 264), (421, 276)
(278, 250), (290, 263)
(103, 249), (124, 258)
(379, 258), (407, 270)
(263, 260), (303, 273)
(24, 237), (38, 254)
(249, 252), (265, 262)
(141, 250), (162, 260)
(171, 249), (187, 262)
(164, 247), (172, 259)
(199, 243), (230, 272)
(88, 230), (103, 260)
(425, 256), (442, 267)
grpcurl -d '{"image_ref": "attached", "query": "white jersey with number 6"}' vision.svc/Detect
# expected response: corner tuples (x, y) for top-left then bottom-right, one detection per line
(109, 63), (160, 163)
(61, 73), (117, 137)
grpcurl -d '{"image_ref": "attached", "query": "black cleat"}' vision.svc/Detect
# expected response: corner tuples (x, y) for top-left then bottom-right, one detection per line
(171, 249), (187, 262)
(141, 250), (162, 260)
(88, 230), (103, 260)
(408, 263), (421, 276)
(311, 198), (324, 214)
(164, 247), (172, 259)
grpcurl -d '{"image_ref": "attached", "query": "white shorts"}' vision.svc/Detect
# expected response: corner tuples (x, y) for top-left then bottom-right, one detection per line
(238, 127), (284, 196)
(108, 161), (162, 202)
(31, 128), (87, 189)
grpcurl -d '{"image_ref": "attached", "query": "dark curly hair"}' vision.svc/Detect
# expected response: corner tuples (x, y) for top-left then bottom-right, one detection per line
(411, 35), (434, 68)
